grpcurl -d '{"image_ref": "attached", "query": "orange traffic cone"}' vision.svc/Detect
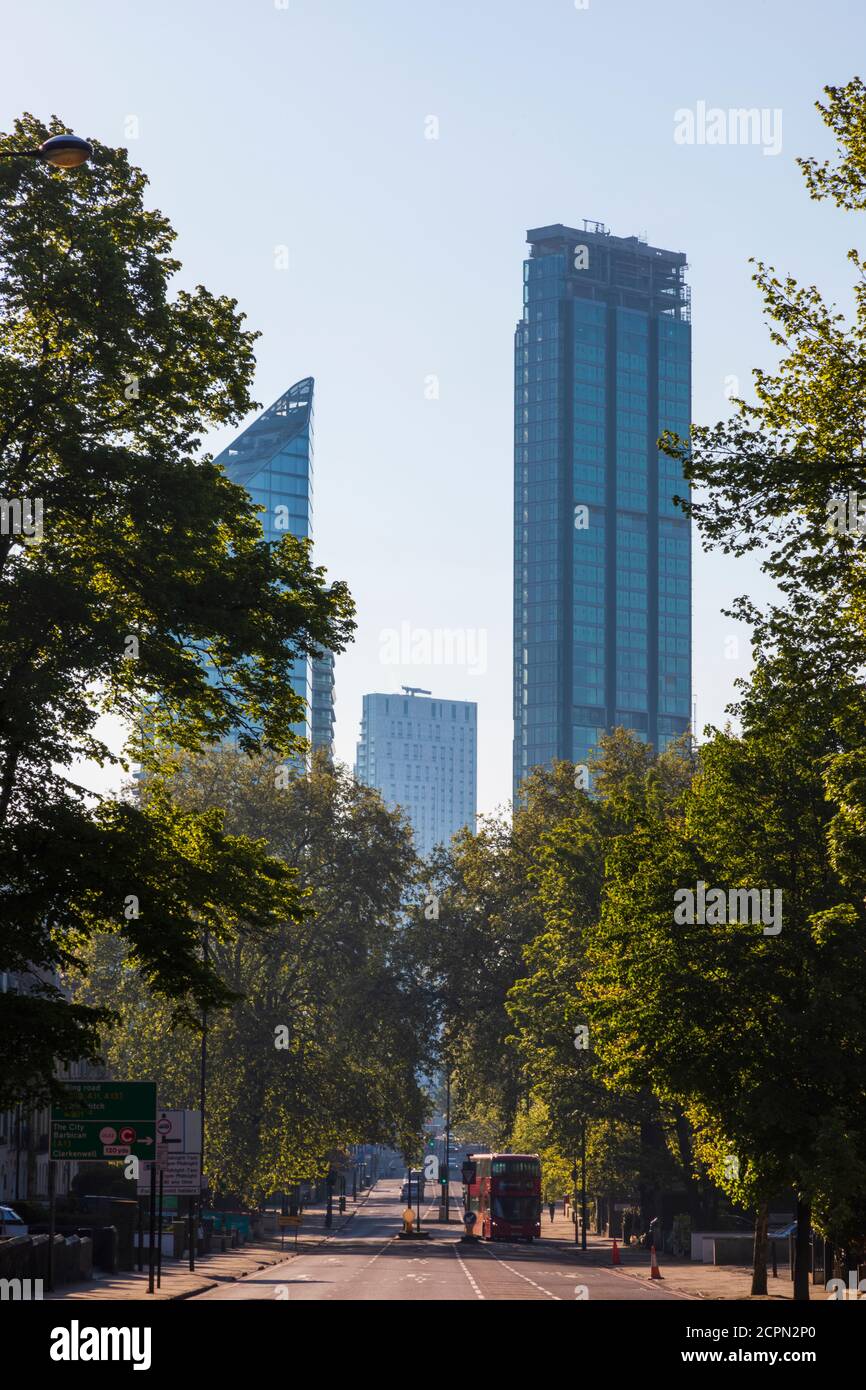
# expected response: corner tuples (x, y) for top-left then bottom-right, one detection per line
(612, 1237), (621, 1266)
(650, 1244), (663, 1279)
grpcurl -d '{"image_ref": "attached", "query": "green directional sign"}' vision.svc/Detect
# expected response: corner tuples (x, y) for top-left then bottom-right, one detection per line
(50, 1081), (157, 1161)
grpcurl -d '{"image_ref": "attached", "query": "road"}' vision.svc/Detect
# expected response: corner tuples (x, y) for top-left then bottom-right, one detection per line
(192, 1179), (694, 1302)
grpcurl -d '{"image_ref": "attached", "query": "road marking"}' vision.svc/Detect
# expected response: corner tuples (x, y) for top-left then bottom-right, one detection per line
(478, 1245), (561, 1299)
(453, 1246), (486, 1299)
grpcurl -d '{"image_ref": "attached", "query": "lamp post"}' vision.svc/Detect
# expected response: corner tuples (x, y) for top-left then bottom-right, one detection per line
(199, 927), (210, 1232)
(580, 1117), (588, 1251)
(0, 134), (92, 168)
(444, 1068), (451, 1221)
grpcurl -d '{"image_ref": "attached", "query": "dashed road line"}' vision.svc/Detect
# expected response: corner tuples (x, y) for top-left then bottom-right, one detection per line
(453, 1245), (486, 1299)
(475, 1244), (562, 1299)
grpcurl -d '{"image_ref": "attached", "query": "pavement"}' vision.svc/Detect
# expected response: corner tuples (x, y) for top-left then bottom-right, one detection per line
(540, 1205), (811, 1301)
(43, 1188), (377, 1301)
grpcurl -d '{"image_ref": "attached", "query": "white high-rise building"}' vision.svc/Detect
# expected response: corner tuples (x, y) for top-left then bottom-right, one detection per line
(355, 689), (477, 858)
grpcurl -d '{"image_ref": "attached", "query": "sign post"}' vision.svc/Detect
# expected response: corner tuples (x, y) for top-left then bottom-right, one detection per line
(135, 1109), (202, 1273)
(47, 1158), (56, 1293)
(279, 1213), (302, 1251)
(148, 1161), (156, 1295)
(157, 1166), (164, 1289)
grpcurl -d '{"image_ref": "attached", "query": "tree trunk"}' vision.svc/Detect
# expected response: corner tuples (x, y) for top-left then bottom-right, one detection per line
(751, 1201), (769, 1296)
(793, 1196), (811, 1302)
(824, 1238), (834, 1287)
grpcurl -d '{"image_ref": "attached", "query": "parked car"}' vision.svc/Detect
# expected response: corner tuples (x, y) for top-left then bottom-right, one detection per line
(0, 1206), (28, 1237)
(401, 1176), (426, 1203)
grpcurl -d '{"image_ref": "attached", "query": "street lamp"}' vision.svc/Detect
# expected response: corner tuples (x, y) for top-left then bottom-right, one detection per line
(444, 1067), (451, 1221)
(0, 134), (92, 168)
(580, 1118), (588, 1251)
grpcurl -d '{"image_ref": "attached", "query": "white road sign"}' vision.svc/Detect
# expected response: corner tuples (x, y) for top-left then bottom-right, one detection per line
(138, 1151), (201, 1195)
(153, 1109), (201, 1154)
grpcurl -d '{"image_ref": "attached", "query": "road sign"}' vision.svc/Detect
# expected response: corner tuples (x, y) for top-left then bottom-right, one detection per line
(50, 1081), (156, 1161)
(153, 1109), (202, 1155)
(279, 1212), (302, 1249)
(138, 1152), (201, 1196)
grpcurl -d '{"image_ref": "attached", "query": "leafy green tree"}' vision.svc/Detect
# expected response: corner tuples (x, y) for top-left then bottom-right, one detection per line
(584, 660), (866, 1299)
(649, 79), (866, 1293)
(661, 79), (866, 641)
(416, 761), (588, 1144)
(0, 115), (353, 1105)
(73, 751), (428, 1200)
(509, 731), (700, 1233)
(509, 1098), (572, 1205)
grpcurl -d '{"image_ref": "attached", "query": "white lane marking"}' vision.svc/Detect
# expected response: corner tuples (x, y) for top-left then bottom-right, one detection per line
(453, 1246), (486, 1299)
(478, 1245), (561, 1299)
(356, 1187), (439, 1273)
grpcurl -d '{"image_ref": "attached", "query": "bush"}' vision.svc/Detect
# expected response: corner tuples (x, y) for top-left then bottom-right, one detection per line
(70, 1163), (130, 1199)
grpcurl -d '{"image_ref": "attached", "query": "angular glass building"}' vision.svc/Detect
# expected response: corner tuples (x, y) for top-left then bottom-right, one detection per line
(513, 222), (691, 796)
(213, 376), (335, 755)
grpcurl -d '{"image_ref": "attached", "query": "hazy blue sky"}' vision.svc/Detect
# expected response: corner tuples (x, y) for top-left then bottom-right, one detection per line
(6, 0), (864, 815)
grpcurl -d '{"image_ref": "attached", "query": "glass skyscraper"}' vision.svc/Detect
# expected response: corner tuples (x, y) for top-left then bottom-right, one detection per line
(355, 690), (477, 859)
(513, 222), (691, 795)
(213, 376), (335, 755)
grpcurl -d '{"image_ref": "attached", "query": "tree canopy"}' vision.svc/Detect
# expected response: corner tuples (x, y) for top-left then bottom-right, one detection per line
(0, 115), (354, 1106)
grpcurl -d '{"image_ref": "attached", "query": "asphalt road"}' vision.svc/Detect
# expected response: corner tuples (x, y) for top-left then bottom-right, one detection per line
(191, 1180), (694, 1302)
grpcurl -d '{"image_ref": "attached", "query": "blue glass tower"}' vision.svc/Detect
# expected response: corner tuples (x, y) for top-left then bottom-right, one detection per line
(514, 222), (691, 796)
(213, 376), (335, 754)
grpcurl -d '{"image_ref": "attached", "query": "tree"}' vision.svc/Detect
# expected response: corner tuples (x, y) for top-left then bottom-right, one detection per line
(649, 79), (866, 1294)
(416, 761), (589, 1145)
(0, 114), (354, 1105)
(509, 731), (701, 1235)
(72, 751), (429, 1200)
(583, 659), (866, 1299)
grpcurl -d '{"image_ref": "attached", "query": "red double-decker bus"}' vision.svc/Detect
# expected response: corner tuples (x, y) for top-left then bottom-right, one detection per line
(461, 1153), (542, 1241)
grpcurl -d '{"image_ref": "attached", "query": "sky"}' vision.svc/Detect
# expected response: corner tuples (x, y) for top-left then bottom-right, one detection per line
(4, 0), (864, 817)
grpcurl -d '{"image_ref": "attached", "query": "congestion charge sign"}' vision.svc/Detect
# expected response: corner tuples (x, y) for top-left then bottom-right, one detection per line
(50, 1081), (157, 1161)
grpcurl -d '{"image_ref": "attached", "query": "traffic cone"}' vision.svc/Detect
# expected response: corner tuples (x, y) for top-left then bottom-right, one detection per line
(612, 1237), (621, 1266)
(650, 1244), (663, 1279)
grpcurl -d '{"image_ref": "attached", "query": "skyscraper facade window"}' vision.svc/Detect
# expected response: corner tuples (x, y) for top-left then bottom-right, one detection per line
(513, 222), (691, 796)
(213, 376), (335, 755)
(355, 690), (477, 859)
